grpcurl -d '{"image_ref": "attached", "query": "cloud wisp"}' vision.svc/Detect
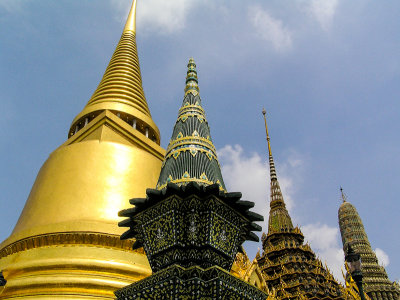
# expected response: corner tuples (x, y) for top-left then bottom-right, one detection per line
(375, 248), (390, 267)
(304, 0), (339, 30)
(111, 0), (206, 35)
(248, 6), (293, 52)
(218, 144), (301, 233)
(302, 223), (345, 282)
(0, 0), (24, 13)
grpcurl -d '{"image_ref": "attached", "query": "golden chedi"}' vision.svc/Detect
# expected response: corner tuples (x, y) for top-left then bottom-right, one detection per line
(0, 1), (165, 298)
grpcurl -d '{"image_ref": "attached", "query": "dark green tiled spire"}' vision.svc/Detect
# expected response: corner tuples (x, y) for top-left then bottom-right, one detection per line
(156, 58), (226, 191)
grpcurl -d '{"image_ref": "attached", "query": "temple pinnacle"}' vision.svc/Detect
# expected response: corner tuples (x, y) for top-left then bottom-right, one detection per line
(262, 109), (277, 181)
(340, 186), (347, 202)
(123, 0), (137, 33)
(156, 58), (225, 190)
(184, 58), (200, 96)
(69, 0), (160, 144)
(262, 109), (293, 232)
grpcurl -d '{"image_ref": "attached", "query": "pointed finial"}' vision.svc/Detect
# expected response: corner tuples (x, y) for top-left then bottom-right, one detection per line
(262, 108), (272, 157)
(340, 187), (347, 202)
(185, 58), (200, 95)
(262, 108), (277, 180)
(123, 0), (137, 33)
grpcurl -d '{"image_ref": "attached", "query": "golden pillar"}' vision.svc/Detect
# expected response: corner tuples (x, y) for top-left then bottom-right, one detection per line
(0, 1), (165, 298)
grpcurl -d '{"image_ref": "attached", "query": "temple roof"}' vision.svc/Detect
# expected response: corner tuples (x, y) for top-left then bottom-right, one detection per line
(156, 59), (226, 191)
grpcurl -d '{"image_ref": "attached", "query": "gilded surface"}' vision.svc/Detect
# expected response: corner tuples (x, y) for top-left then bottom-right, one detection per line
(70, 0), (160, 144)
(0, 1), (165, 298)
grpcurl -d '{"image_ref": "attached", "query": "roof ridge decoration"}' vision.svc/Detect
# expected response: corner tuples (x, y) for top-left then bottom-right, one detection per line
(156, 58), (226, 191)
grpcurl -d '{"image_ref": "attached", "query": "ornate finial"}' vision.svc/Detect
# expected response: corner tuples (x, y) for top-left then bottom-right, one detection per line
(262, 108), (276, 180)
(340, 187), (347, 203)
(261, 107), (293, 234)
(184, 58), (200, 96)
(262, 108), (272, 157)
(123, 0), (137, 33)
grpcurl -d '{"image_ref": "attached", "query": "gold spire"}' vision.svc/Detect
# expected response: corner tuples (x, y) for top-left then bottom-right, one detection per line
(123, 0), (137, 33)
(262, 108), (293, 233)
(262, 108), (272, 157)
(70, 0), (160, 144)
(262, 108), (277, 181)
(340, 186), (347, 202)
(0, 1), (165, 297)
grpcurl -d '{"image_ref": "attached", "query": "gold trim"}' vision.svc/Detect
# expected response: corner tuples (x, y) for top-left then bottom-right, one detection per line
(0, 232), (142, 259)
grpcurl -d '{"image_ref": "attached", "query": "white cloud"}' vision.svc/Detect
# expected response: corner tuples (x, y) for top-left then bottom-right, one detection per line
(111, 0), (205, 34)
(218, 145), (345, 282)
(218, 145), (302, 232)
(375, 248), (390, 267)
(302, 223), (345, 282)
(218, 145), (269, 227)
(248, 6), (292, 52)
(305, 0), (339, 30)
(0, 0), (24, 13)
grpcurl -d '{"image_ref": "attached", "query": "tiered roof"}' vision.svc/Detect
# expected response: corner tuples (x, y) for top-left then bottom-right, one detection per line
(257, 109), (346, 300)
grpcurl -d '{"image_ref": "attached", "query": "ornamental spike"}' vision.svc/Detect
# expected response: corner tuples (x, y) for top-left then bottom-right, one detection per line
(262, 108), (277, 180)
(184, 58), (200, 96)
(123, 0), (137, 33)
(340, 186), (347, 203)
(262, 108), (293, 233)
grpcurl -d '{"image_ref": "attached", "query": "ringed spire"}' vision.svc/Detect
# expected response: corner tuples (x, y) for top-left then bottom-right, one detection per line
(262, 109), (293, 233)
(258, 109), (345, 300)
(69, 0), (160, 144)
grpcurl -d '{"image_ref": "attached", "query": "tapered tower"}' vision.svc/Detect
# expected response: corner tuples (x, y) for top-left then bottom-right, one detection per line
(338, 189), (400, 300)
(0, 1), (165, 298)
(116, 59), (266, 299)
(257, 109), (345, 300)
(156, 58), (226, 191)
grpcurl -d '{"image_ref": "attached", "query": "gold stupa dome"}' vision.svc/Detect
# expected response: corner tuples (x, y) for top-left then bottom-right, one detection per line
(0, 1), (165, 298)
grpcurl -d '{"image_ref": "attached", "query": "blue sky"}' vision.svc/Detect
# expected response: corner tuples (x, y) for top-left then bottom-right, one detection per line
(1, 0), (399, 282)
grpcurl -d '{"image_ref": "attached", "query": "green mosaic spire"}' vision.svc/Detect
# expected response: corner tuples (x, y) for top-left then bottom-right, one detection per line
(156, 58), (226, 191)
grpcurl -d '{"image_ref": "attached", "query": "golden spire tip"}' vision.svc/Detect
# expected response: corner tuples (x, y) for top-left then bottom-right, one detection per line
(262, 108), (272, 157)
(340, 187), (347, 202)
(123, 0), (137, 33)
